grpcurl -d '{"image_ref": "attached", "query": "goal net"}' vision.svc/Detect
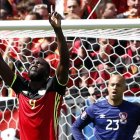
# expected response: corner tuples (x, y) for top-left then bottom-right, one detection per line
(0, 19), (140, 140)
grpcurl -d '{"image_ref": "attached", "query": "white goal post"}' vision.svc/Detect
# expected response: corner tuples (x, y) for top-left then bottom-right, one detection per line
(0, 19), (140, 140)
(0, 19), (140, 39)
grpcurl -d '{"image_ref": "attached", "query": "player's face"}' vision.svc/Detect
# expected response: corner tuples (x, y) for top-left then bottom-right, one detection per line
(28, 58), (50, 81)
(107, 75), (126, 102)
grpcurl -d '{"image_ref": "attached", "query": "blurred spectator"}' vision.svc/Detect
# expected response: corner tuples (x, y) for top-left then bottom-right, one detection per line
(115, 40), (140, 95)
(40, 38), (57, 56)
(45, 52), (59, 77)
(115, 40), (140, 78)
(0, 0), (39, 20)
(47, 0), (56, 5)
(1, 0), (13, 15)
(14, 0), (36, 20)
(117, 0), (140, 18)
(33, 4), (49, 19)
(42, 37), (60, 76)
(18, 37), (33, 56)
(90, 38), (117, 91)
(24, 11), (43, 20)
(96, 0), (117, 19)
(92, 38), (117, 63)
(9, 37), (40, 78)
(15, 0), (54, 20)
(0, 9), (11, 20)
(64, 0), (99, 19)
(34, 0), (44, 4)
(71, 38), (94, 70)
(77, 46), (93, 70)
(64, 0), (82, 18)
(42, 0), (56, 12)
(68, 38), (96, 90)
(78, 68), (91, 89)
(87, 86), (96, 104)
(65, 12), (81, 19)
(80, 0), (99, 19)
(69, 39), (94, 88)
(112, 0), (128, 14)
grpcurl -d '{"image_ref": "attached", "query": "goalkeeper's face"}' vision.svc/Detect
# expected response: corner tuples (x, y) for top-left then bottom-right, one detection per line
(107, 74), (126, 102)
(28, 58), (50, 81)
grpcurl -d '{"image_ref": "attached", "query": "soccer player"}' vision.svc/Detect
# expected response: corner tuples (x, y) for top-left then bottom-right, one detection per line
(71, 73), (140, 140)
(0, 12), (69, 140)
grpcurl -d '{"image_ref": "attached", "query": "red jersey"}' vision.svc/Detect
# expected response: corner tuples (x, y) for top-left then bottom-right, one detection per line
(12, 75), (66, 140)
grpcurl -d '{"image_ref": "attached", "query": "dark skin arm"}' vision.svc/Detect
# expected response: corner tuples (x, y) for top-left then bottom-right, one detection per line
(0, 52), (15, 86)
(0, 12), (69, 87)
(49, 12), (69, 85)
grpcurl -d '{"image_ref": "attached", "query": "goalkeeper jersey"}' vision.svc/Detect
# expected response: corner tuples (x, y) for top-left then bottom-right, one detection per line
(72, 99), (140, 140)
(12, 75), (66, 140)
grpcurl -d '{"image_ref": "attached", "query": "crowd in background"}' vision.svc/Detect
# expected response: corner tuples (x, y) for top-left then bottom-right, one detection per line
(0, 0), (140, 20)
(0, 0), (140, 98)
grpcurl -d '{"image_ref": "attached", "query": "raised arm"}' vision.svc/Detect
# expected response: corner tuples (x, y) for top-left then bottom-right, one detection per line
(0, 52), (15, 87)
(49, 12), (69, 85)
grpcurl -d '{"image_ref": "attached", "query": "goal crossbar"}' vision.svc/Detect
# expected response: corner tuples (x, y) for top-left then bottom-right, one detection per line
(0, 19), (140, 40)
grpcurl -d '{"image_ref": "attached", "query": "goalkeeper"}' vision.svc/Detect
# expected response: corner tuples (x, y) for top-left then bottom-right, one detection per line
(0, 12), (69, 140)
(71, 73), (140, 140)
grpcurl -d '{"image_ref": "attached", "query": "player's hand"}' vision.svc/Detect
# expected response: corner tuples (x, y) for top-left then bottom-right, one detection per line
(49, 12), (62, 29)
(129, 8), (138, 16)
(124, 8), (138, 17)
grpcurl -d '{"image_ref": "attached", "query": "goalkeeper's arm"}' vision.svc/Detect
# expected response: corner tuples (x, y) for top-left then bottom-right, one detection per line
(71, 111), (92, 140)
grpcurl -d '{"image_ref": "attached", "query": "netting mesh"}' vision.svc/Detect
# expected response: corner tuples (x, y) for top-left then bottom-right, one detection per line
(0, 28), (140, 40)
(0, 19), (140, 139)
